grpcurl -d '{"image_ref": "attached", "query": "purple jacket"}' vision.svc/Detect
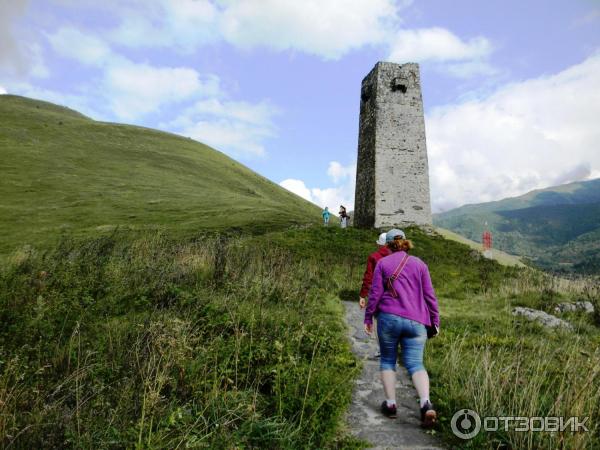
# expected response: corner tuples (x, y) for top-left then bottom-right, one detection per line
(364, 251), (440, 327)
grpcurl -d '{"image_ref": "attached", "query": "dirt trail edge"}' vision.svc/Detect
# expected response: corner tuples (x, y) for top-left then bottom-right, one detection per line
(343, 301), (444, 450)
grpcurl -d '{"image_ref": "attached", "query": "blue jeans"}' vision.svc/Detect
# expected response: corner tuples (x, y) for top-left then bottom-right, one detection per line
(377, 313), (427, 375)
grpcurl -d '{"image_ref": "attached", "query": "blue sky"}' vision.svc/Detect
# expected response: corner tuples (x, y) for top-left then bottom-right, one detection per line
(1, 0), (599, 212)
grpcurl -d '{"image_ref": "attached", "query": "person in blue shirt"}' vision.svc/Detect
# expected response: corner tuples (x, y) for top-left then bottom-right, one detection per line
(322, 207), (331, 226)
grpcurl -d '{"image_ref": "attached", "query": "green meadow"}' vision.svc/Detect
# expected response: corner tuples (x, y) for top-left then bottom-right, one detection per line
(0, 95), (320, 254)
(2, 226), (598, 449)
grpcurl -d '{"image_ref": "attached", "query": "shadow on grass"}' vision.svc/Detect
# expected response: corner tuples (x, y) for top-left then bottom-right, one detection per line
(339, 289), (357, 302)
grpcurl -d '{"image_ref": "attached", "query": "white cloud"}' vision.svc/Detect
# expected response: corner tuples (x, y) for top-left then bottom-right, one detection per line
(387, 27), (495, 79)
(444, 60), (498, 78)
(388, 27), (492, 63)
(0, 0), (30, 75)
(0, 85), (7, 94)
(280, 161), (356, 209)
(220, 0), (397, 59)
(110, 0), (219, 52)
(104, 62), (214, 120)
(427, 53), (600, 212)
(311, 186), (354, 210)
(41, 1), (493, 73)
(327, 161), (356, 184)
(75, 0), (399, 59)
(20, 20), (276, 156)
(280, 179), (313, 202)
(48, 27), (112, 66)
(164, 98), (278, 158)
(0, 0), (49, 80)
(45, 26), (221, 120)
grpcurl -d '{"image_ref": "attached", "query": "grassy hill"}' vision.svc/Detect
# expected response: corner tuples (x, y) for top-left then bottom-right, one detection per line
(0, 95), (320, 253)
(433, 178), (600, 273)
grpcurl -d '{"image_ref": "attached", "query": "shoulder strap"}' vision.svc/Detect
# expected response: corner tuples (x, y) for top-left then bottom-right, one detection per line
(386, 253), (410, 298)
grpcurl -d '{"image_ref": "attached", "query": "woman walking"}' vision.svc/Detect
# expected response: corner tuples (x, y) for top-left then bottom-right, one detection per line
(364, 229), (440, 427)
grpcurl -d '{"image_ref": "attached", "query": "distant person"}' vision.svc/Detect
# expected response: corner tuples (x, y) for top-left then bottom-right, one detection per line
(339, 205), (348, 228)
(364, 229), (440, 427)
(322, 207), (331, 226)
(359, 232), (390, 309)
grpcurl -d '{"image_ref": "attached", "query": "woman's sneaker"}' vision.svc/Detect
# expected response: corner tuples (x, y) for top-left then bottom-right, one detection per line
(380, 401), (397, 418)
(420, 401), (437, 427)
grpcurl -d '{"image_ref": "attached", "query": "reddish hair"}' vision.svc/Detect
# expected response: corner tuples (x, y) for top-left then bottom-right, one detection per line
(387, 238), (414, 252)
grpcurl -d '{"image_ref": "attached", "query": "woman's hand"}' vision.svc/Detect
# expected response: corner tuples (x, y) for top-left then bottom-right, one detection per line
(359, 297), (366, 309)
(364, 323), (373, 335)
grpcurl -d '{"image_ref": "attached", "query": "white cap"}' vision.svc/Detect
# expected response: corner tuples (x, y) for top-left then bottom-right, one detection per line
(376, 232), (387, 246)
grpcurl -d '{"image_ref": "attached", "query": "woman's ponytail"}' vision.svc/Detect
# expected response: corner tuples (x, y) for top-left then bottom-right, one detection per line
(387, 238), (414, 252)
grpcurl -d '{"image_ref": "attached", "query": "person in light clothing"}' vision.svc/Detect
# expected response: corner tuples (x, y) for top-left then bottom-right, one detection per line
(339, 205), (348, 228)
(364, 229), (440, 427)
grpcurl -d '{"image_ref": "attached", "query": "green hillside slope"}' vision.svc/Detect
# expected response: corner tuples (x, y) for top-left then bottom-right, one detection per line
(433, 178), (600, 273)
(0, 95), (320, 252)
(434, 227), (525, 267)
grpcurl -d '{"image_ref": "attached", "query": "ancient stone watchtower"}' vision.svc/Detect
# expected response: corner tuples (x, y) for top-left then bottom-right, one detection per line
(354, 62), (432, 228)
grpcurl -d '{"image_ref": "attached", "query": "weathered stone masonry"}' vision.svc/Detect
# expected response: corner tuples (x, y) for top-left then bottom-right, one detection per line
(354, 62), (432, 228)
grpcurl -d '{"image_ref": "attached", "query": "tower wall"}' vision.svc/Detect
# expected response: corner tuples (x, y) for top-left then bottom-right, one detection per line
(354, 62), (432, 228)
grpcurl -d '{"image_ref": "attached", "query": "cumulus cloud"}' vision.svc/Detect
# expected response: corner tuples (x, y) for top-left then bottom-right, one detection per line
(164, 98), (278, 158)
(0, 85), (7, 94)
(0, 0), (29, 74)
(280, 161), (356, 209)
(109, 0), (219, 52)
(328, 161), (356, 184)
(45, 25), (222, 120)
(47, 27), (112, 66)
(387, 27), (494, 78)
(389, 27), (492, 63)
(427, 53), (600, 212)
(69, 0), (399, 59)
(40, 1), (493, 74)
(0, 1), (48, 79)
(31, 20), (278, 156)
(280, 179), (313, 202)
(220, 0), (397, 59)
(104, 62), (213, 120)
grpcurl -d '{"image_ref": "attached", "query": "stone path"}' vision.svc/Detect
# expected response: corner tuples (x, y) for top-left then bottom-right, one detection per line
(343, 301), (444, 450)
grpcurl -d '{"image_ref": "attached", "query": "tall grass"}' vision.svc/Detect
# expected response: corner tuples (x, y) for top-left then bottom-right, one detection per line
(431, 332), (600, 449)
(1, 225), (598, 449)
(0, 231), (358, 448)
(427, 264), (600, 449)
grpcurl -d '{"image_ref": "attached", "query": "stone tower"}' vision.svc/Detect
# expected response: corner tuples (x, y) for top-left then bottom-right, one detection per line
(354, 62), (432, 228)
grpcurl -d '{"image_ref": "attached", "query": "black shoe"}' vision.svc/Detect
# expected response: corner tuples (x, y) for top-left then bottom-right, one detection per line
(420, 401), (437, 428)
(381, 401), (397, 418)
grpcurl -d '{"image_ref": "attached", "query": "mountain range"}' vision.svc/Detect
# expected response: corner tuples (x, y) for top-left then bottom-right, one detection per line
(433, 178), (600, 273)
